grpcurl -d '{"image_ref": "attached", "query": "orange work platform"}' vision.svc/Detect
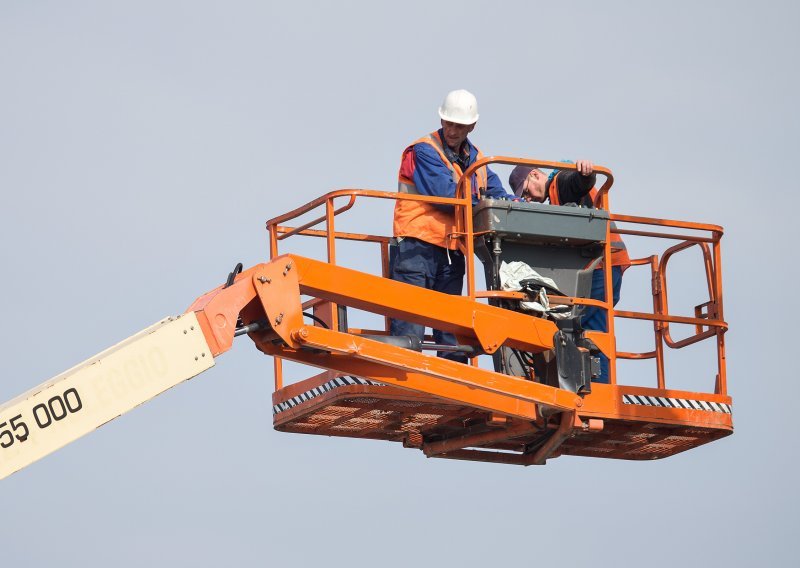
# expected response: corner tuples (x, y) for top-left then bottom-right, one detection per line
(187, 157), (731, 465)
(272, 373), (731, 463)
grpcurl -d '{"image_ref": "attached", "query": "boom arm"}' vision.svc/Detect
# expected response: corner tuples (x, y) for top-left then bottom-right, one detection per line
(1, 254), (568, 479)
(0, 314), (214, 479)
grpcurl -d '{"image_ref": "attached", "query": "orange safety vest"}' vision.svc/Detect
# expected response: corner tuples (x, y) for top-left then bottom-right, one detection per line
(548, 173), (631, 269)
(393, 131), (488, 250)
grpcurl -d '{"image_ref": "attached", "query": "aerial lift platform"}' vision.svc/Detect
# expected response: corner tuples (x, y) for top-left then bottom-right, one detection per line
(0, 158), (730, 478)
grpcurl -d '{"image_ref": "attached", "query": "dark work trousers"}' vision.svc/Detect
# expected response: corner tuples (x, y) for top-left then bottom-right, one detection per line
(389, 237), (467, 363)
(581, 265), (623, 383)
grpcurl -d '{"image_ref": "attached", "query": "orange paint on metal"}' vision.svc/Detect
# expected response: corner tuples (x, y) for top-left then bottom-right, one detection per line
(284, 325), (577, 416)
(177, 156), (732, 464)
(185, 264), (262, 356)
(530, 411), (576, 465)
(422, 420), (538, 457)
(287, 255), (558, 354)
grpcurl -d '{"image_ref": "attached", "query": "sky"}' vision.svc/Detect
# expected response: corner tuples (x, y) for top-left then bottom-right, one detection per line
(1, 1), (797, 566)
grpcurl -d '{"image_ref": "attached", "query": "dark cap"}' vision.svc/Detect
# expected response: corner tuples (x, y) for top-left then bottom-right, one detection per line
(509, 165), (534, 197)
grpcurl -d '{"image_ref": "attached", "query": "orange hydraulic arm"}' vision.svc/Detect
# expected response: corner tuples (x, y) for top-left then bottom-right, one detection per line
(0, 250), (577, 480)
(186, 254), (582, 420)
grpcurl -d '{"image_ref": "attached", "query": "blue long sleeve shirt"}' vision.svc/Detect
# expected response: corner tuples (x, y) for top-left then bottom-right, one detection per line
(411, 130), (511, 211)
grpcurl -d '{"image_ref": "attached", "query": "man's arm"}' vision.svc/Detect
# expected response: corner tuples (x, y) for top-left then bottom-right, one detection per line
(412, 144), (459, 199)
(412, 144), (513, 205)
(411, 143), (462, 212)
(555, 160), (597, 204)
(482, 167), (514, 200)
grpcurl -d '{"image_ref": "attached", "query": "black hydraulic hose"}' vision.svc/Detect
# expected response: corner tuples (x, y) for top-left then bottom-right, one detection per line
(511, 348), (531, 374)
(224, 262), (243, 288)
(234, 312), (329, 338)
(302, 312), (330, 328)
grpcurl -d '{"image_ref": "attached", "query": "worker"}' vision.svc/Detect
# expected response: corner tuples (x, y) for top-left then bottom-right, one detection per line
(508, 161), (631, 382)
(391, 89), (514, 362)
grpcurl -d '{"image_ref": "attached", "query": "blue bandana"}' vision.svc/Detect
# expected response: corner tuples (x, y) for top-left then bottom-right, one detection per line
(548, 159), (574, 182)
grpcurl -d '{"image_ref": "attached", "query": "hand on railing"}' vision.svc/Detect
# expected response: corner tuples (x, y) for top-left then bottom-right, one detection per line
(457, 156), (614, 206)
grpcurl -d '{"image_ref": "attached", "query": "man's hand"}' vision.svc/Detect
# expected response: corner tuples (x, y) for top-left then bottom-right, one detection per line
(575, 160), (594, 176)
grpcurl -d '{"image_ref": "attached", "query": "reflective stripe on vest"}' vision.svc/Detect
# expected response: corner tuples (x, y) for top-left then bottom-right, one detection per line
(393, 131), (488, 249)
(548, 173), (631, 269)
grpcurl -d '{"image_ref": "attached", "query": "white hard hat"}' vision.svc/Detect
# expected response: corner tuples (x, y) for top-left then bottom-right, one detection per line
(438, 89), (479, 125)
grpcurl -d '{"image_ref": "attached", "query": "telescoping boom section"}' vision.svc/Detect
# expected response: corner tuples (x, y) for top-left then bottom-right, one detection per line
(0, 158), (730, 479)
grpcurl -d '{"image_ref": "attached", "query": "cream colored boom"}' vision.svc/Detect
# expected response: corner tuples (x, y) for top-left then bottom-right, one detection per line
(0, 313), (214, 480)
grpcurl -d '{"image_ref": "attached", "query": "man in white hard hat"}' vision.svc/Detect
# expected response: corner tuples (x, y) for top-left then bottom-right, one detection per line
(390, 89), (514, 362)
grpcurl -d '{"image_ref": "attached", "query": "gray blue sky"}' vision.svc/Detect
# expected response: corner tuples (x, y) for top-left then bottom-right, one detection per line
(1, 1), (797, 566)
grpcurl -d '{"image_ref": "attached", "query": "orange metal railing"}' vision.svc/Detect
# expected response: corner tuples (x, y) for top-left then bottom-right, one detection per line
(610, 213), (727, 394)
(263, 157), (726, 396)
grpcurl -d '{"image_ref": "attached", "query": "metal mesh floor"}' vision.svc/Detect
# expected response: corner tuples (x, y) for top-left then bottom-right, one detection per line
(272, 376), (731, 463)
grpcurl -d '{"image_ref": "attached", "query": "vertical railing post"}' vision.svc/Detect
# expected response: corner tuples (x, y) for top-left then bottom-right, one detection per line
(454, 172), (478, 366)
(713, 232), (727, 395)
(464, 178), (476, 301)
(269, 223), (278, 259)
(650, 255), (666, 389)
(600, 192), (617, 385)
(325, 197), (339, 331)
(381, 240), (391, 332)
(325, 198), (336, 265)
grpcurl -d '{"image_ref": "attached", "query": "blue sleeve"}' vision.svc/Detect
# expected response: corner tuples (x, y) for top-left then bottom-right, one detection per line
(481, 166), (512, 201)
(412, 143), (458, 212)
(412, 144), (458, 198)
